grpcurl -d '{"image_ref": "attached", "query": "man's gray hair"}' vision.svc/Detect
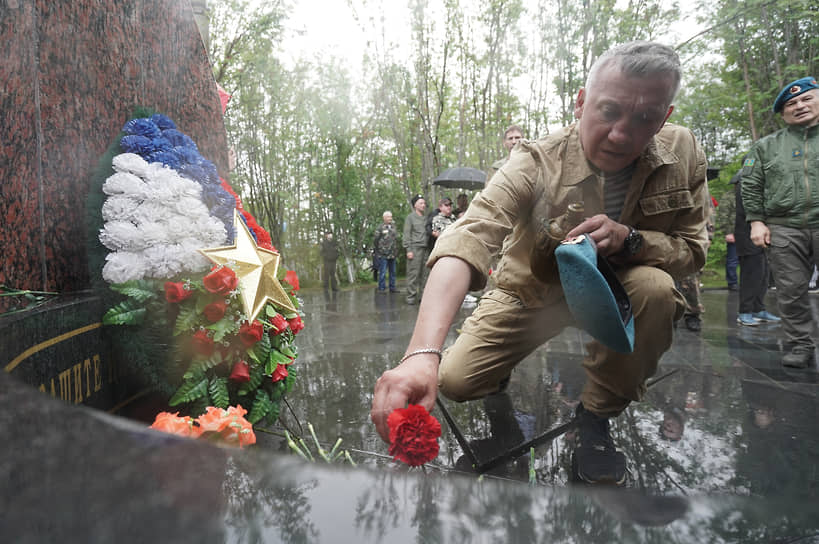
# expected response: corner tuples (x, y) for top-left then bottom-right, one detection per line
(586, 41), (682, 103)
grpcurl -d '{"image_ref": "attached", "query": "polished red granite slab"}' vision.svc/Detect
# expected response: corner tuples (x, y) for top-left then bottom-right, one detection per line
(0, 0), (228, 293)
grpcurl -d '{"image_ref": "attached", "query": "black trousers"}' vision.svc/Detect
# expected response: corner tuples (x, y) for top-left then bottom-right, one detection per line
(738, 252), (768, 314)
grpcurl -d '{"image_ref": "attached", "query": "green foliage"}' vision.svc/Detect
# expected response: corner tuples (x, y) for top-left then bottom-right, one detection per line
(169, 372), (209, 406)
(102, 300), (147, 326)
(209, 377), (230, 409)
(109, 280), (159, 302)
(248, 388), (273, 424)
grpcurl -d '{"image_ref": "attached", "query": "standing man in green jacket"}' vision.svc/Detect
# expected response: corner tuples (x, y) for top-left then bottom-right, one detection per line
(403, 194), (429, 305)
(742, 77), (819, 369)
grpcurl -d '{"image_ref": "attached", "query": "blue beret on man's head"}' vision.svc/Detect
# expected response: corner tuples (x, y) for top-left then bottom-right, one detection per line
(773, 77), (818, 113)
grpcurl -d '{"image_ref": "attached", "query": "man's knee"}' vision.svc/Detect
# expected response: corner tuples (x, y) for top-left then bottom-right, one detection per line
(623, 266), (684, 321)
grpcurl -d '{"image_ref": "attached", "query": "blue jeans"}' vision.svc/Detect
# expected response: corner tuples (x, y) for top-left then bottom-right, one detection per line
(378, 257), (396, 290)
(725, 242), (738, 286)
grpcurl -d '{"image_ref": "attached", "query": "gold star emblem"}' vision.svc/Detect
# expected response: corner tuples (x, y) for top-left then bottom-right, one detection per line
(200, 210), (296, 321)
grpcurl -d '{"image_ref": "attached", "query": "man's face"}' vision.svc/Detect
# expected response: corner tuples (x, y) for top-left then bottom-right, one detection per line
(439, 200), (453, 214)
(383, 213), (393, 224)
(782, 89), (819, 127)
(414, 199), (426, 213)
(574, 65), (674, 173)
(503, 130), (523, 152)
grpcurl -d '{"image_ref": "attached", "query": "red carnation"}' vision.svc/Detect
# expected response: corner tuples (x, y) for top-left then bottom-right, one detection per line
(164, 281), (193, 303)
(229, 360), (251, 382)
(387, 404), (441, 466)
(203, 301), (227, 323)
(287, 316), (304, 335)
(271, 363), (289, 383)
(269, 313), (289, 336)
(238, 320), (264, 347)
(191, 330), (215, 357)
(203, 266), (238, 295)
(284, 270), (300, 291)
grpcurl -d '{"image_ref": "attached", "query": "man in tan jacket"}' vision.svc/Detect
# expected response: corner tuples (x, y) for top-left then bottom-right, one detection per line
(372, 41), (708, 485)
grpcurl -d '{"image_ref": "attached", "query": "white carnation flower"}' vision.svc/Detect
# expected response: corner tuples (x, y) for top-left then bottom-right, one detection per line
(111, 153), (150, 177)
(102, 251), (149, 284)
(102, 172), (148, 198)
(101, 196), (140, 222)
(99, 221), (143, 251)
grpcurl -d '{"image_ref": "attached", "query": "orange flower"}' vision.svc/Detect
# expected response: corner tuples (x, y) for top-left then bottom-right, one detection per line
(150, 411), (198, 438)
(195, 405), (256, 448)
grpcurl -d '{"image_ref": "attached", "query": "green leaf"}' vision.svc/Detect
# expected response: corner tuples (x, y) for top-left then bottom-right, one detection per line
(102, 301), (147, 326)
(283, 365), (297, 394)
(265, 349), (291, 374)
(183, 353), (223, 380)
(265, 304), (277, 317)
(261, 400), (281, 426)
(248, 389), (273, 424)
(209, 377), (230, 409)
(206, 317), (238, 343)
(250, 332), (271, 364)
(169, 374), (209, 406)
(110, 280), (159, 302)
(278, 344), (296, 359)
(173, 306), (200, 336)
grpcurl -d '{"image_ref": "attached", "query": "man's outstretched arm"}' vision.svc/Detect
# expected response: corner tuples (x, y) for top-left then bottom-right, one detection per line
(371, 257), (471, 443)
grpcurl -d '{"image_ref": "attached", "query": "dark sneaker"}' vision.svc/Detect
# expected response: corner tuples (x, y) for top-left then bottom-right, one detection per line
(782, 348), (815, 369)
(684, 315), (701, 332)
(573, 404), (627, 486)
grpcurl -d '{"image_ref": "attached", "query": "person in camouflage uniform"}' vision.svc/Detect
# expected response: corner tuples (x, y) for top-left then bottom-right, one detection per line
(428, 196), (455, 249)
(374, 211), (399, 293)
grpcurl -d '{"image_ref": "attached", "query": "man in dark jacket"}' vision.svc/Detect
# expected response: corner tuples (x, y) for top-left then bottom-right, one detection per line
(742, 77), (819, 368)
(726, 171), (780, 327)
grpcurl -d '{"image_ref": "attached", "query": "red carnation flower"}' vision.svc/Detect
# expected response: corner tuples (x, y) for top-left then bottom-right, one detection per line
(269, 313), (289, 336)
(229, 360), (251, 382)
(287, 316), (304, 335)
(164, 281), (193, 303)
(238, 320), (264, 347)
(284, 270), (300, 291)
(191, 330), (215, 357)
(387, 404), (441, 467)
(203, 266), (238, 295)
(203, 301), (227, 323)
(271, 363), (289, 383)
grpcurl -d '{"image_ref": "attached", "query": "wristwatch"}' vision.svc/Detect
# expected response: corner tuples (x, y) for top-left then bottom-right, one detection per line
(620, 226), (643, 256)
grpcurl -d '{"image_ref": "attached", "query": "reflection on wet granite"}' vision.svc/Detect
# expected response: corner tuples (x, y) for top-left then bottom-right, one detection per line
(2, 287), (818, 542)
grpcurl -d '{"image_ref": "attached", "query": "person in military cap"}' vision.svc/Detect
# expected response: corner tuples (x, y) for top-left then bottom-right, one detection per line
(372, 41), (709, 486)
(403, 194), (429, 305)
(741, 76), (819, 369)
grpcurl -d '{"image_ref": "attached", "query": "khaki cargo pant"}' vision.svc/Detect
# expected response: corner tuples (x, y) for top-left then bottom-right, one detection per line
(438, 265), (685, 416)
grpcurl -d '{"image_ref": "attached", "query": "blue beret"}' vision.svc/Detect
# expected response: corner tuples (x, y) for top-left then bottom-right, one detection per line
(773, 77), (818, 113)
(555, 235), (634, 353)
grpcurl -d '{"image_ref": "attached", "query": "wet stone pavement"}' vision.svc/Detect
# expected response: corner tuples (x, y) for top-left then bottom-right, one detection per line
(3, 285), (819, 543)
(289, 285), (819, 532)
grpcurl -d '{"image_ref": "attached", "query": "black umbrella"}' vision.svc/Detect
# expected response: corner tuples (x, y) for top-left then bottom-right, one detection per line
(432, 167), (486, 190)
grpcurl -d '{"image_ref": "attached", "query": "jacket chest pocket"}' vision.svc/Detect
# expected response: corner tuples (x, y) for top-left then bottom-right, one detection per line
(762, 160), (802, 216)
(638, 189), (695, 216)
